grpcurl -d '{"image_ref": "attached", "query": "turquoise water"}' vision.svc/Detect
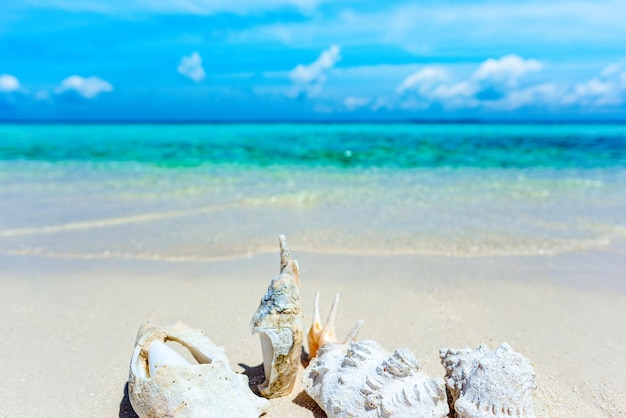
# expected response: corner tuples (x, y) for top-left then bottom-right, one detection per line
(0, 123), (625, 259)
(1, 123), (626, 169)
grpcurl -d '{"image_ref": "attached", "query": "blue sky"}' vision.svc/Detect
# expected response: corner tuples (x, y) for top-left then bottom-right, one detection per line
(1, 0), (626, 121)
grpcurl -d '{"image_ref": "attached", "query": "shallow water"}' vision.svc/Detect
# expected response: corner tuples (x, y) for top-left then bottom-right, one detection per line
(1, 123), (625, 259)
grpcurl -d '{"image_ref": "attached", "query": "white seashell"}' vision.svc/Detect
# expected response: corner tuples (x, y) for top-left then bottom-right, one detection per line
(439, 343), (537, 418)
(307, 292), (364, 358)
(128, 321), (268, 418)
(302, 340), (450, 417)
(148, 340), (193, 378)
(249, 234), (304, 398)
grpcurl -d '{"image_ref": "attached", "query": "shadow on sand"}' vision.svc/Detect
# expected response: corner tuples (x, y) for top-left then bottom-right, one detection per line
(239, 351), (326, 417)
(292, 390), (326, 417)
(238, 362), (266, 397)
(119, 382), (139, 418)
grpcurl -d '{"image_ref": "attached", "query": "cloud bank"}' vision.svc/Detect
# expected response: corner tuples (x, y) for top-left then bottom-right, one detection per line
(56, 76), (113, 98)
(397, 55), (552, 110)
(395, 55), (626, 113)
(566, 63), (626, 107)
(178, 52), (206, 82)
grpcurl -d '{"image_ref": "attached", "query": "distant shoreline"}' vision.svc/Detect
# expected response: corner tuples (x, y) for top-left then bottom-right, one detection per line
(2, 119), (626, 125)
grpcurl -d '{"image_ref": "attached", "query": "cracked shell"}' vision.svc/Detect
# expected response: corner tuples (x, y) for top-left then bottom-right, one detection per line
(128, 321), (268, 418)
(249, 234), (303, 398)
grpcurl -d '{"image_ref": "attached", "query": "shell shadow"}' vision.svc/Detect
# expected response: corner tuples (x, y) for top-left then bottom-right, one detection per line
(301, 348), (311, 368)
(119, 381), (139, 418)
(292, 390), (326, 417)
(238, 362), (266, 397)
(445, 387), (455, 418)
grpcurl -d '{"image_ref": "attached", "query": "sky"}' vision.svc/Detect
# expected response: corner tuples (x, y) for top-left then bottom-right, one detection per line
(1, 0), (626, 121)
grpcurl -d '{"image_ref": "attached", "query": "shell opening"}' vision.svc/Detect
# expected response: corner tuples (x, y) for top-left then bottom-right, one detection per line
(259, 333), (273, 384)
(147, 340), (192, 378)
(134, 352), (150, 379)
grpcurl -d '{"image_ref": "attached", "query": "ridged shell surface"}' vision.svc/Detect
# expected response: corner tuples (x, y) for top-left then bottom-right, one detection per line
(440, 343), (536, 418)
(302, 340), (449, 417)
(128, 321), (268, 418)
(249, 235), (303, 398)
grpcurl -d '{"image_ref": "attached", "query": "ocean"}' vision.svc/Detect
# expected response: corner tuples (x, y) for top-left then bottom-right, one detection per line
(1, 123), (625, 260)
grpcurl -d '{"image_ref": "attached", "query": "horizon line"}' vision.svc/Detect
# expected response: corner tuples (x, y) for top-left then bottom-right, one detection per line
(2, 118), (626, 125)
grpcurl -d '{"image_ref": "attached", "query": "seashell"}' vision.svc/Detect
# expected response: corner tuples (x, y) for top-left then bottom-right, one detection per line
(439, 343), (537, 417)
(307, 291), (364, 358)
(249, 234), (304, 398)
(128, 321), (268, 418)
(302, 340), (450, 417)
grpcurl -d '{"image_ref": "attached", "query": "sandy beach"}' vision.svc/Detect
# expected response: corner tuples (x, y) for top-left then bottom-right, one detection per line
(4, 0), (626, 412)
(1, 241), (625, 417)
(1, 124), (626, 416)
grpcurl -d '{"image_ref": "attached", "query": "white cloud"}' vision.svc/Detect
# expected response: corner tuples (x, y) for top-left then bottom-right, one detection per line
(370, 97), (393, 112)
(178, 52), (205, 82)
(397, 57), (626, 111)
(56, 75), (113, 98)
(0, 74), (20, 92)
(396, 67), (448, 95)
(383, 1), (626, 53)
(472, 54), (542, 87)
(566, 65), (626, 107)
(397, 55), (546, 110)
(601, 63), (621, 78)
(575, 78), (612, 98)
(343, 96), (368, 111)
(488, 83), (561, 110)
(221, 0), (626, 59)
(289, 44), (341, 97)
(398, 67), (477, 108)
(494, 63), (626, 110)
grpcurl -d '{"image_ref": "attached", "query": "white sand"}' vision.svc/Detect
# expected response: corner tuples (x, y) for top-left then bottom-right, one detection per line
(1, 244), (625, 417)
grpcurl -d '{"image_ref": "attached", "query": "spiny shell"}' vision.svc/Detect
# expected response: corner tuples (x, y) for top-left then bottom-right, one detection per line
(128, 321), (268, 418)
(440, 343), (537, 418)
(249, 234), (303, 398)
(303, 340), (449, 417)
(307, 292), (363, 358)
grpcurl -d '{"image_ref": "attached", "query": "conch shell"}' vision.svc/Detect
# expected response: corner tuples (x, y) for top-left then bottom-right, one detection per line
(307, 292), (363, 358)
(440, 343), (537, 417)
(249, 235), (303, 398)
(302, 340), (450, 417)
(128, 321), (268, 418)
